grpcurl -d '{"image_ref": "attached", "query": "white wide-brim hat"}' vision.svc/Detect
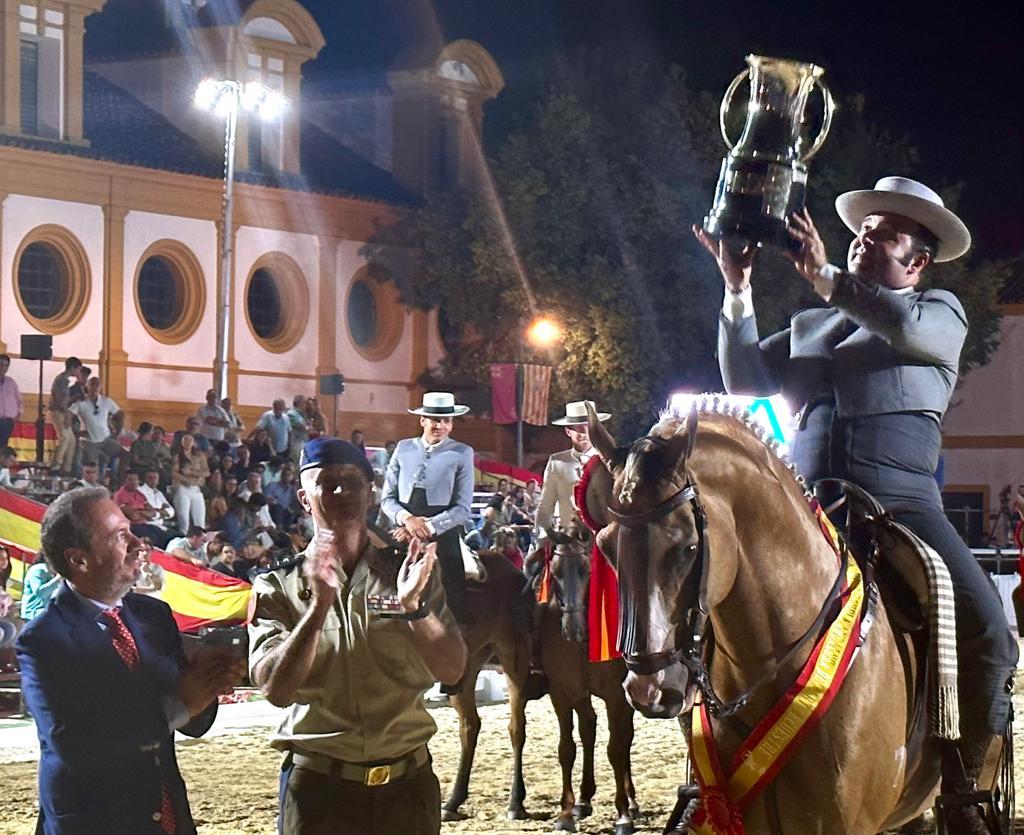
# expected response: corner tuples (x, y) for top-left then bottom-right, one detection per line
(552, 400), (611, 426)
(408, 391), (470, 417)
(835, 176), (971, 263)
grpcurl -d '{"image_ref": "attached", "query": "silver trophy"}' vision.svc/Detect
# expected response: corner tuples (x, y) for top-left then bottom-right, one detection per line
(703, 55), (835, 251)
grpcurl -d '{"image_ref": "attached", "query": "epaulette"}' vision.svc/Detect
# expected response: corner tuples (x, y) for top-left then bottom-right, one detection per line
(254, 553), (306, 577)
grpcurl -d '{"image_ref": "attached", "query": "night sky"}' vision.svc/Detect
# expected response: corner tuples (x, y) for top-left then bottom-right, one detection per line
(299, 0), (1022, 259)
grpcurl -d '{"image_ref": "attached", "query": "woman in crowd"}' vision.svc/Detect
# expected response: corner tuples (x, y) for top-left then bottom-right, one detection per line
(247, 427), (273, 467)
(205, 469), (229, 529)
(305, 397), (326, 438)
(0, 545), (19, 671)
(171, 432), (209, 530)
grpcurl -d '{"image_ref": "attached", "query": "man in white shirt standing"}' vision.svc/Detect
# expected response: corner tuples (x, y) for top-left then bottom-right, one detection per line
(0, 354), (21, 449)
(534, 400), (611, 539)
(68, 376), (124, 482)
(197, 388), (230, 443)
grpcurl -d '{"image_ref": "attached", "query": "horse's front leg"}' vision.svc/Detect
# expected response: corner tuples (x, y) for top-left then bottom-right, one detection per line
(604, 689), (638, 835)
(442, 651), (486, 821)
(505, 678), (530, 820)
(552, 696), (578, 831)
(574, 697), (597, 821)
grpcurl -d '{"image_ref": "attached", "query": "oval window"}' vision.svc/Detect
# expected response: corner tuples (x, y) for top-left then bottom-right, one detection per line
(17, 242), (65, 320)
(347, 279), (378, 347)
(247, 267), (283, 339)
(137, 256), (180, 331)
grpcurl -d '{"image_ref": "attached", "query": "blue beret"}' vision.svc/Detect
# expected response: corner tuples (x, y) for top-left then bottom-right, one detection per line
(299, 438), (374, 482)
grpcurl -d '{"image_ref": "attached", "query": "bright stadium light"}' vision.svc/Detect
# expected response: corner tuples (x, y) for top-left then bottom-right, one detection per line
(194, 78), (288, 399)
(526, 316), (562, 349)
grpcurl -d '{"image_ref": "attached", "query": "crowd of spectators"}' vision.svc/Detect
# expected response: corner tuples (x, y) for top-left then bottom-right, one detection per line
(1, 364), (401, 595)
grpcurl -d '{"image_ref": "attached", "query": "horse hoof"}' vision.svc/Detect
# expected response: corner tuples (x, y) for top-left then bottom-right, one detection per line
(505, 808), (529, 821)
(552, 818), (576, 832)
(613, 823), (635, 835)
(441, 807), (467, 822)
(572, 802), (592, 819)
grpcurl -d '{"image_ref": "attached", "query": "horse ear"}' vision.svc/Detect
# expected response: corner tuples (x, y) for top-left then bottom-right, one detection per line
(587, 402), (618, 469)
(674, 402), (699, 462)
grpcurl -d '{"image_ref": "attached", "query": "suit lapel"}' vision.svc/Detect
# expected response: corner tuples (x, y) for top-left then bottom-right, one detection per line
(53, 583), (125, 668)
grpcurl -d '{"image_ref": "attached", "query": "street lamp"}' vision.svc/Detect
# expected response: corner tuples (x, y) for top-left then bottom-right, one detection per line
(194, 78), (288, 399)
(516, 315), (563, 467)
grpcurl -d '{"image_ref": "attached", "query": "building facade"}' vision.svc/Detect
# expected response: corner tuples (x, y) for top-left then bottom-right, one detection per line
(0, 0), (505, 448)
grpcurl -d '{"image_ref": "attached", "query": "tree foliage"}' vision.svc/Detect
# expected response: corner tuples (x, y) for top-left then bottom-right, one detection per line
(367, 54), (1009, 437)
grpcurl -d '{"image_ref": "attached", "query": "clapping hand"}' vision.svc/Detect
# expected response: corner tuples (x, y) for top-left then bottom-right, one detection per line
(304, 530), (340, 606)
(178, 650), (245, 717)
(397, 538), (436, 613)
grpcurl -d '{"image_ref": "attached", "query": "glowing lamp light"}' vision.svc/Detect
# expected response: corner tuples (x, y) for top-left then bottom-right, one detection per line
(193, 78), (221, 111)
(526, 317), (562, 348)
(668, 391), (796, 452)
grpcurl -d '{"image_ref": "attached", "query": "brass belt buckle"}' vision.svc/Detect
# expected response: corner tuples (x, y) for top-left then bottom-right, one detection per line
(365, 765), (391, 786)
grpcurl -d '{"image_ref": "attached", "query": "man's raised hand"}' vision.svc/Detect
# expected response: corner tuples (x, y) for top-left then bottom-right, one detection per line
(397, 538), (436, 613)
(692, 225), (756, 293)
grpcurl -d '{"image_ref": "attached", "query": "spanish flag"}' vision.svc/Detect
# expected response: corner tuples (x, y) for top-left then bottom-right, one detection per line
(0, 487), (251, 632)
(6, 420), (57, 462)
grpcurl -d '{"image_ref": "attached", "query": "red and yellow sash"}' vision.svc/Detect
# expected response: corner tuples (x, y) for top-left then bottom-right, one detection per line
(687, 510), (863, 834)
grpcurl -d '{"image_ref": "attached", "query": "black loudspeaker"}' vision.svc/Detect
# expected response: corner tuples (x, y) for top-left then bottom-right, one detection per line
(320, 373), (346, 396)
(21, 334), (53, 361)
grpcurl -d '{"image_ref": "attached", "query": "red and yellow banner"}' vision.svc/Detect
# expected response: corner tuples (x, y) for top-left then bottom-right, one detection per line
(6, 420), (57, 461)
(687, 557), (864, 834)
(1, 487), (250, 631)
(474, 456), (542, 489)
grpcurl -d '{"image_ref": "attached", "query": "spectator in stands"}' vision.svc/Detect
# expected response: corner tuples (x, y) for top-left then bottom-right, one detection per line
(198, 388), (231, 442)
(465, 516), (497, 552)
(247, 493), (277, 547)
(232, 443), (252, 480)
(132, 539), (165, 597)
(129, 421), (163, 478)
(493, 527), (525, 571)
(224, 474), (240, 501)
(493, 478), (510, 500)
(218, 452), (235, 479)
(138, 467), (175, 539)
(21, 557), (60, 620)
(222, 396), (245, 448)
(0, 545), (17, 668)
(69, 461), (101, 489)
(265, 464), (299, 528)
(173, 415), (210, 455)
(221, 498), (248, 551)
(209, 543), (239, 577)
(247, 426), (274, 467)
(1, 446), (24, 492)
(114, 470), (173, 549)
(171, 432), (210, 530)
(151, 425), (173, 478)
(256, 399), (290, 458)
(350, 429), (367, 455)
(68, 376), (124, 482)
(0, 354), (21, 448)
(237, 470), (264, 502)
(522, 480), (539, 515)
(305, 397), (327, 438)
(233, 534), (265, 581)
(286, 395), (310, 462)
(47, 356), (81, 474)
(165, 525), (207, 566)
(371, 439), (397, 474)
(262, 455), (285, 490)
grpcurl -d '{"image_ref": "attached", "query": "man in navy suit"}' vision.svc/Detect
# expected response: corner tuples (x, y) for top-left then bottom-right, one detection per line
(697, 176), (1017, 832)
(16, 486), (243, 834)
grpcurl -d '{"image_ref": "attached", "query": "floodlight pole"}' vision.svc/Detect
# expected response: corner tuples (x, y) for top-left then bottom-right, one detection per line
(215, 82), (241, 402)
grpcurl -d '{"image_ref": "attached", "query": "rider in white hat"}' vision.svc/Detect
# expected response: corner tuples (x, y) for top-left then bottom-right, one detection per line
(380, 393), (474, 632)
(534, 400), (611, 541)
(697, 176), (1015, 834)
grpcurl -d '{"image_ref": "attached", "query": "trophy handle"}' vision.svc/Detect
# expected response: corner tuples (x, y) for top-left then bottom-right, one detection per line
(718, 68), (750, 150)
(802, 78), (835, 162)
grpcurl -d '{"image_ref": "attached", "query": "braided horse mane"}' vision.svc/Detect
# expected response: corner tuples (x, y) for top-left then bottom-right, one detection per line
(616, 394), (814, 507)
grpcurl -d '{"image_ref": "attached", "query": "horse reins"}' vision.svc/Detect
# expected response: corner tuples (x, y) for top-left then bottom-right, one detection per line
(606, 448), (860, 721)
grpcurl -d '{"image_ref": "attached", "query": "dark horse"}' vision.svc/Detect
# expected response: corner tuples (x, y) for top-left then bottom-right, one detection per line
(579, 402), (1011, 834)
(441, 536), (639, 834)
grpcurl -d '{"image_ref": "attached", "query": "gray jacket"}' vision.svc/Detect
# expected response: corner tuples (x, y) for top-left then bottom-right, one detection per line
(718, 270), (966, 419)
(379, 437), (475, 536)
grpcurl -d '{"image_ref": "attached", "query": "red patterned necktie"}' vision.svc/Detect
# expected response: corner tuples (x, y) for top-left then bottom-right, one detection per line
(101, 608), (176, 833)
(101, 607), (139, 671)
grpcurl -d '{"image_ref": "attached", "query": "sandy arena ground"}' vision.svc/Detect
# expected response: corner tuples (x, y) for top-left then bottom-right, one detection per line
(1, 691), (1022, 835)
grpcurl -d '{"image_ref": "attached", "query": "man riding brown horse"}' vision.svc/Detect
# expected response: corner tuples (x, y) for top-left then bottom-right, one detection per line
(688, 177), (1017, 832)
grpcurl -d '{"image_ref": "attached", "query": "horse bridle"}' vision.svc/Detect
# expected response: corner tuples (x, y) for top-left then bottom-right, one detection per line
(605, 442), (852, 720)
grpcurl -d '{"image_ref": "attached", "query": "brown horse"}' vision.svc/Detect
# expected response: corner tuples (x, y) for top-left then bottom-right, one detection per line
(441, 537), (639, 834)
(537, 524), (639, 834)
(579, 402), (1010, 834)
